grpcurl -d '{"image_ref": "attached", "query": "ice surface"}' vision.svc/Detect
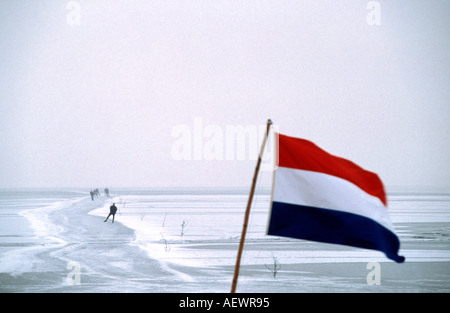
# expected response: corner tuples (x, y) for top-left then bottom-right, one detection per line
(1, 188), (449, 292)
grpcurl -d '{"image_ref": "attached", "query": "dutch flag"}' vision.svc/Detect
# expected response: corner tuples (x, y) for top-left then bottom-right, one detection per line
(267, 133), (405, 263)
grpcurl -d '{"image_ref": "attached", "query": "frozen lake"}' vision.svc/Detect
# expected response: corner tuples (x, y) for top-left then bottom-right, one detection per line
(0, 187), (449, 292)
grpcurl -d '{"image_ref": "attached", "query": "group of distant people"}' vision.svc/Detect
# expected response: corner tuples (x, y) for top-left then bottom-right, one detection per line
(87, 188), (116, 223)
(90, 188), (110, 201)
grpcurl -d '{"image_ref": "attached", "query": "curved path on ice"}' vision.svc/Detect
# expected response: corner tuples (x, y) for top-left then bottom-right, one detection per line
(5, 196), (189, 292)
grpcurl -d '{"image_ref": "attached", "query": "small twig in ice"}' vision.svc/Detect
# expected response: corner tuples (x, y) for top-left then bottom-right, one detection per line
(160, 232), (170, 252)
(180, 220), (187, 237)
(265, 257), (281, 278)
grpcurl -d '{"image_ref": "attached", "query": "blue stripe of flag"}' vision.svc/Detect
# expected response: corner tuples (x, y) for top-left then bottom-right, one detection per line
(268, 201), (405, 263)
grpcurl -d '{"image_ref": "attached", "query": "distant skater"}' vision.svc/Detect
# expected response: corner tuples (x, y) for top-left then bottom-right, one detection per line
(104, 203), (118, 223)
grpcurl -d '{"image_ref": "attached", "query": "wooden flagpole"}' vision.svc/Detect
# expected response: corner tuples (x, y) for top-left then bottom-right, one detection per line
(231, 119), (272, 293)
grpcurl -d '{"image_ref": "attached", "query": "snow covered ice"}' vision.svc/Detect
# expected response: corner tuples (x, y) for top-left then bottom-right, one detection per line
(0, 187), (449, 292)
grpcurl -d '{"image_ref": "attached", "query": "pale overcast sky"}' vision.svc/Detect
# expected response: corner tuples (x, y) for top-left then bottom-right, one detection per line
(0, 1), (449, 189)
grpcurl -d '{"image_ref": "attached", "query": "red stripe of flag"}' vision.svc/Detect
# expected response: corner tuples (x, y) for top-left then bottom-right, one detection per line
(277, 133), (387, 206)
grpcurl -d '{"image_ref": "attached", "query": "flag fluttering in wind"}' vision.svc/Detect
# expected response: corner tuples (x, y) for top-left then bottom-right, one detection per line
(268, 133), (405, 263)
